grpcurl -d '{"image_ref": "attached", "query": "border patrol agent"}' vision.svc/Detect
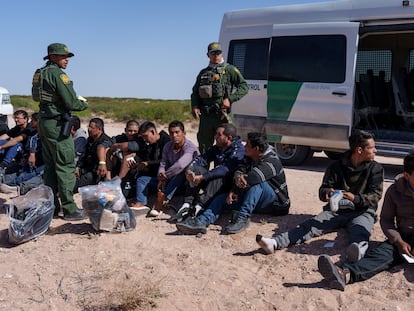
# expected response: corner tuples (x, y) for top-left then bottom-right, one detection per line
(191, 42), (248, 153)
(32, 43), (88, 220)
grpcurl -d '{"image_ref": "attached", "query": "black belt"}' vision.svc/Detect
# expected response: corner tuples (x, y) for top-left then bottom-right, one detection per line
(41, 115), (63, 120)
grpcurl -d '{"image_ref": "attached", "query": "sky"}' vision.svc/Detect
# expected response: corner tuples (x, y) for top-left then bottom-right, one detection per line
(0, 0), (326, 100)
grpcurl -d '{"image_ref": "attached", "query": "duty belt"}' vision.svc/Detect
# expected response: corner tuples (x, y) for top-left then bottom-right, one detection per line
(40, 115), (64, 121)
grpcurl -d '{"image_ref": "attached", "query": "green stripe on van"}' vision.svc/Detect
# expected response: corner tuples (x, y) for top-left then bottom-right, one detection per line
(267, 81), (302, 120)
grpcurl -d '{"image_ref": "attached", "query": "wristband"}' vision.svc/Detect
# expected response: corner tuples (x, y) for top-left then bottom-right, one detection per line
(99, 161), (106, 165)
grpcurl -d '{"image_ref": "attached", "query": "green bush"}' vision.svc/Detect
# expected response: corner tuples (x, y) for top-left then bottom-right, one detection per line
(11, 95), (192, 125)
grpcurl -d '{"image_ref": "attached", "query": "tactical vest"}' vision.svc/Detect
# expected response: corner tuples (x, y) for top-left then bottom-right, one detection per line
(198, 64), (228, 99)
(31, 66), (57, 104)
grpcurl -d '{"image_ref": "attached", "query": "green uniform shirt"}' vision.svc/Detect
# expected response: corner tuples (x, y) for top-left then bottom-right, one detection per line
(191, 62), (248, 110)
(32, 62), (87, 117)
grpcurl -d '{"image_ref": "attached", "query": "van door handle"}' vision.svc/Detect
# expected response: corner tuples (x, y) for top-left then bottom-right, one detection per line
(264, 84), (267, 89)
(332, 91), (347, 96)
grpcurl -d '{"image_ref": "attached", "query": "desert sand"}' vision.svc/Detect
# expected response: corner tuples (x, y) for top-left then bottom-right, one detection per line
(0, 120), (413, 311)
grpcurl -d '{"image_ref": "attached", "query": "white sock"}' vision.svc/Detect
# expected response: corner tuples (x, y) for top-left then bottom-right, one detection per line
(194, 204), (203, 215)
(256, 235), (277, 254)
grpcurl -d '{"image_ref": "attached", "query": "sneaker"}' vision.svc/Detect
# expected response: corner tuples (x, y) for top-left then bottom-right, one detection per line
(146, 208), (163, 217)
(63, 209), (86, 221)
(0, 183), (17, 194)
(318, 254), (349, 291)
(129, 203), (150, 217)
(329, 190), (343, 212)
(169, 203), (191, 223)
(346, 241), (368, 263)
(176, 217), (207, 235)
(256, 234), (277, 254)
(226, 217), (250, 234)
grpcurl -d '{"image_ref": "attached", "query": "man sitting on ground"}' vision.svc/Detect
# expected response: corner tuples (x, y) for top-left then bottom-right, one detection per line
(0, 110), (31, 170)
(256, 130), (383, 263)
(176, 132), (290, 235)
(173, 123), (244, 223)
(149, 120), (199, 217)
(318, 152), (414, 291)
(126, 121), (170, 212)
(75, 118), (112, 190)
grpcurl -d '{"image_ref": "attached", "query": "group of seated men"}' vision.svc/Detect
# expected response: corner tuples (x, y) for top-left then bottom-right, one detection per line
(0, 110), (43, 193)
(1, 113), (413, 291)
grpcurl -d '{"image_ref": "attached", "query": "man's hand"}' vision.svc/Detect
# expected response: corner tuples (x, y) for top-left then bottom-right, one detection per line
(395, 239), (413, 257)
(28, 153), (36, 167)
(192, 107), (201, 120)
(226, 191), (238, 205)
(158, 172), (168, 183)
(235, 174), (248, 189)
(97, 163), (107, 178)
(342, 191), (355, 202)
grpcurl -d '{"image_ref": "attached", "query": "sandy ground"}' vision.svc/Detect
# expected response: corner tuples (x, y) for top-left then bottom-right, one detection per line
(0, 120), (413, 310)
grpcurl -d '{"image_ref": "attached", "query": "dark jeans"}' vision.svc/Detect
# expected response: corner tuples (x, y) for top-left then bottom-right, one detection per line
(183, 165), (229, 208)
(343, 238), (413, 283)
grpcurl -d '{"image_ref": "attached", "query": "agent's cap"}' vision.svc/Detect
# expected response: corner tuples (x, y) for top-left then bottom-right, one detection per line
(207, 42), (222, 54)
(43, 43), (74, 60)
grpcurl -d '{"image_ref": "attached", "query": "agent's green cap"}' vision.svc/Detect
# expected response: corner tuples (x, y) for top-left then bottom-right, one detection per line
(43, 43), (74, 60)
(207, 42), (222, 54)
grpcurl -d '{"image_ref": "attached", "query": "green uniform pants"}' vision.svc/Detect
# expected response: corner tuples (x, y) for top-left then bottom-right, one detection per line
(197, 113), (227, 153)
(39, 118), (77, 214)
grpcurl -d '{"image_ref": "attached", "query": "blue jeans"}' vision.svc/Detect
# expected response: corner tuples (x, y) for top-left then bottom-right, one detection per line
(199, 182), (276, 226)
(0, 139), (23, 164)
(11, 165), (44, 186)
(163, 172), (186, 201)
(135, 175), (158, 205)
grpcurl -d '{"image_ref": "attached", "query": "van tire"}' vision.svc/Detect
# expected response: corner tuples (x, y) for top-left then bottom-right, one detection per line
(275, 143), (313, 166)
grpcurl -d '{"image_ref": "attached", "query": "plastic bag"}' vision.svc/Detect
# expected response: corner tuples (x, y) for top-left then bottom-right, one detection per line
(79, 177), (136, 232)
(8, 185), (55, 245)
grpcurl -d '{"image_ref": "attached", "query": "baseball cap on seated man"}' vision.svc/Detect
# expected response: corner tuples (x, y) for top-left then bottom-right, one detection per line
(207, 42), (222, 54)
(44, 43), (75, 60)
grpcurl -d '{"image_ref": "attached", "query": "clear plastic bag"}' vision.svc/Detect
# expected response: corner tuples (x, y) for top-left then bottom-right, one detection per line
(79, 177), (136, 232)
(8, 185), (55, 245)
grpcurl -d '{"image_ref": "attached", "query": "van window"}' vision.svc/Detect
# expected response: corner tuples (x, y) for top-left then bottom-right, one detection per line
(228, 38), (270, 80)
(268, 35), (346, 83)
(409, 49), (414, 72)
(355, 50), (392, 82)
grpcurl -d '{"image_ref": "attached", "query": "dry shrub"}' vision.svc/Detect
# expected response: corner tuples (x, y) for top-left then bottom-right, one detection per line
(79, 274), (165, 311)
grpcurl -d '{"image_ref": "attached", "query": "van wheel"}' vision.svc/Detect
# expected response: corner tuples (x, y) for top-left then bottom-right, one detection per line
(275, 143), (313, 166)
(324, 150), (344, 160)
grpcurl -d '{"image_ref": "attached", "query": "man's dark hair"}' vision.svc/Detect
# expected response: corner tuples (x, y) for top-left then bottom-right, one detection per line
(90, 117), (104, 131)
(126, 120), (139, 128)
(348, 129), (375, 152)
(404, 153), (414, 174)
(139, 121), (157, 134)
(71, 115), (81, 131)
(14, 110), (28, 119)
(218, 123), (237, 138)
(31, 112), (39, 121)
(168, 120), (185, 132)
(247, 132), (268, 153)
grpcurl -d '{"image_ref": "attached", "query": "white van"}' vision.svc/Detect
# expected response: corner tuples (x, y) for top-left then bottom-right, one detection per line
(220, 0), (414, 165)
(0, 87), (13, 133)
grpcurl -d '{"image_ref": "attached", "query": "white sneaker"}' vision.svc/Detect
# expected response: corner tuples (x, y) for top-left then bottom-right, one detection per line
(130, 205), (150, 217)
(329, 190), (343, 213)
(146, 208), (163, 217)
(347, 241), (369, 263)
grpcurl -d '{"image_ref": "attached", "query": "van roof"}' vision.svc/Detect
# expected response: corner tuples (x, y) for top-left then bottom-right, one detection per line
(221, 0), (414, 28)
(0, 87), (9, 94)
